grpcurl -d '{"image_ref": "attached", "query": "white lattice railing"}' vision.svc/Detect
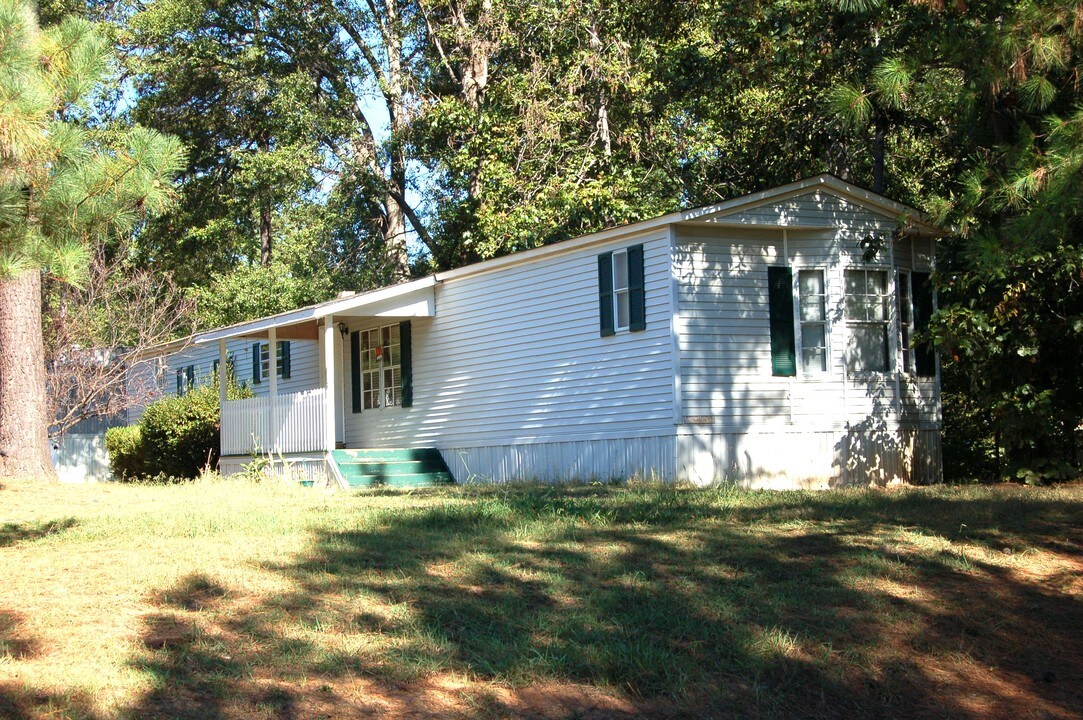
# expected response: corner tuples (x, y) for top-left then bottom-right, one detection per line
(221, 388), (327, 456)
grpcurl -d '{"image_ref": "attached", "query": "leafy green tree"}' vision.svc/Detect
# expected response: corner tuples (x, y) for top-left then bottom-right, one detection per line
(0, 0), (182, 479)
(934, 1), (1083, 480)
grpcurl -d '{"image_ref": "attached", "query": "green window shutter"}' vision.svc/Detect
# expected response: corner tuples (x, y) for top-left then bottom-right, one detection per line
(212, 359), (220, 377)
(350, 330), (361, 413)
(598, 252), (615, 337)
(912, 271), (936, 377)
(767, 266), (797, 377)
(186, 365), (195, 389)
(280, 341), (291, 379)
(628, 244), (646, 332)
(400, 320), (413, 408)
(176, 370), (183, 396)
(251, 342), (262, 384)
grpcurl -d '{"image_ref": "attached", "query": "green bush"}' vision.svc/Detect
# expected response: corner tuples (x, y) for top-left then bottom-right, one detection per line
(104, 425), (146, 481)
(137, 380), (254, 480)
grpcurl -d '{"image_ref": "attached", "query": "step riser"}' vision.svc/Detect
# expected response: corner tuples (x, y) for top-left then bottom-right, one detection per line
(333, 449), (444, 462)
(343, 473), (455, 488)
(338, 461), (444, 475)
(330, 448), (454, 488)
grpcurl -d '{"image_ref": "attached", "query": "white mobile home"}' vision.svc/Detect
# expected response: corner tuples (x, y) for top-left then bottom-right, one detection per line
(145, 175), (944, 488)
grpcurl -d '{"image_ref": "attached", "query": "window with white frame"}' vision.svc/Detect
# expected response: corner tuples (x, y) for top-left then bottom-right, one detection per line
(612, 249), (631, 331)
(798, 270), (828, 374)
(360, 324), (401, 410)
(844, 269), (890, 373)
(897, 270), (915, 373)
(257, 342), (287, 379)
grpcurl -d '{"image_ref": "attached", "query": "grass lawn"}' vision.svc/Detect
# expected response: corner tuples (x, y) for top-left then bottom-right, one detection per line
(0, 478), (1080, 719)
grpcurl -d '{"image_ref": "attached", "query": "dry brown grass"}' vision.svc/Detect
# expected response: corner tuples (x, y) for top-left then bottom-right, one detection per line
(1, 477), (1080, 719)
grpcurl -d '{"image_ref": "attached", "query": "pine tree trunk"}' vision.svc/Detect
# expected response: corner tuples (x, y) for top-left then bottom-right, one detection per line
(0, 270), (56, 480)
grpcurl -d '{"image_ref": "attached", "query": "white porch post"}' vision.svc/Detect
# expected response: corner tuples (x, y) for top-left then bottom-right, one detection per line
(218, 338), (227, 456)
(218, 339), (228, 407)
(268, 326), (278, 452)
(322, 315), (337, 451)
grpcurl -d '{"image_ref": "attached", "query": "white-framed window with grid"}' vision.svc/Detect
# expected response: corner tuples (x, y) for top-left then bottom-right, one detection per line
(897, 270), (915, 373)
(612, 249), (631, 331)
(360, 324), (401, 410)
(797, 269), (828, 375)
(844, 268), (890, 373)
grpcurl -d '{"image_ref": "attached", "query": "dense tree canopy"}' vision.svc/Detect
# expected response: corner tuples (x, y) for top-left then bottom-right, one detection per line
(10, 0), (1081, 480)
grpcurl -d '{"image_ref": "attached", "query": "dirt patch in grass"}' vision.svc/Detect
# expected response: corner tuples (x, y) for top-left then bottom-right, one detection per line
(0, 479), (1080, 719)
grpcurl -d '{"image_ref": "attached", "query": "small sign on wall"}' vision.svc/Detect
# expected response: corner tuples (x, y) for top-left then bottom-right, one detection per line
(683, 416), (715, 425)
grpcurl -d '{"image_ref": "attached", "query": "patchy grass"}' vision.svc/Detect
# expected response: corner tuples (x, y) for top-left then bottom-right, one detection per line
(0, 478), (1080, 719)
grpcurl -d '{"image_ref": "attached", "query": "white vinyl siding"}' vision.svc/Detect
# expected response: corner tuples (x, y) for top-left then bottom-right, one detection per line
(676, 219), (938, 431)
(701, 191), (893, 229)
(343, 231), (674, 449)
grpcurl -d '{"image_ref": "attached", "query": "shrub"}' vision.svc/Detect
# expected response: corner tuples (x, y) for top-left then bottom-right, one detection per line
(140, 381), (253, 479)
(104, 425), (146, 481)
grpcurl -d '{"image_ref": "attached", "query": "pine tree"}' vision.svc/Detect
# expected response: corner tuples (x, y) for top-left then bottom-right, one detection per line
(0, 0), (183, 479)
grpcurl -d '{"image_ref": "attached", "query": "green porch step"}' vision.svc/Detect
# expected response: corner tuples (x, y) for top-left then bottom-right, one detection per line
(331, 448), (454, 488)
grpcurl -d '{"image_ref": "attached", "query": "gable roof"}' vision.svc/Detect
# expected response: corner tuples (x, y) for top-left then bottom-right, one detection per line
(153, 174), (941, 347)
(437, 173), (944, 281)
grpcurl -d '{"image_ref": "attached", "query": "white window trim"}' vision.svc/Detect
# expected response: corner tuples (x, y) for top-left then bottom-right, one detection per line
(612, 249), (630, 333)
(793, 266), (832, 380)
(258, 341), (285, 380)
(897, 268), (916, 375)
(359, 323), (402, 411)
(843, 266), (894, 377)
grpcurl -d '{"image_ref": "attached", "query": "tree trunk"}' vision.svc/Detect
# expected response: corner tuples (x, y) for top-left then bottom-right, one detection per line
(461, 0), (491, 201)
(871, 123), (886, 194)
(384, 0), (410, 281)
(0, 270), (56, 480)
(259, 133), (272, 265)
(259, 197), (272, 265)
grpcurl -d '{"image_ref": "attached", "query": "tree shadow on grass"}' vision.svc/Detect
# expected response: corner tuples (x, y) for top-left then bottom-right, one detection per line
(0, 609), (102, 720)
(124, 486), (1082, 719)
(0, 518), (77, 548)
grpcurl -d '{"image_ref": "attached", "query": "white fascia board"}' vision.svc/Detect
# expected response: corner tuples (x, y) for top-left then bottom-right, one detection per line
(312, 276), (436, 317)
(194, 277), (437, 344)
(131, 335), (195, 361)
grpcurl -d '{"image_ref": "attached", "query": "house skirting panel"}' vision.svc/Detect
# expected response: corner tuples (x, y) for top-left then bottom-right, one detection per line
(439, 434), (678, 484)
(52, 433), (113, 483)
(676, 426), (942, 489)
(219, 454), (335, 487)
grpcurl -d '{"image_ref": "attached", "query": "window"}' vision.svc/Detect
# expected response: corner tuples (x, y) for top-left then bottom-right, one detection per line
(212, 354), (236, 380)
(360, 324), (401, 410)
(844, 269), (890, 373)
(251, 341), (291, 383)
(613, 250), (631, 331)
(176, 365), (194, 396)
(897, 270), (914, 373)
(798, 270), (827, 374)
(597, 245), (646, 336)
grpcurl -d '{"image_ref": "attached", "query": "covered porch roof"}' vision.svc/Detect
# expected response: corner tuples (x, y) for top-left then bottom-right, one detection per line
(193, 276), (436, 344)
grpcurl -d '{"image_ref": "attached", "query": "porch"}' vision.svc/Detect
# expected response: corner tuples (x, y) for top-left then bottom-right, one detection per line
(195, 278), (443, 476)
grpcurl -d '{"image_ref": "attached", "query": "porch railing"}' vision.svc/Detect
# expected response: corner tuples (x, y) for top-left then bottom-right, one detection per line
(221, 387), (327, 456)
